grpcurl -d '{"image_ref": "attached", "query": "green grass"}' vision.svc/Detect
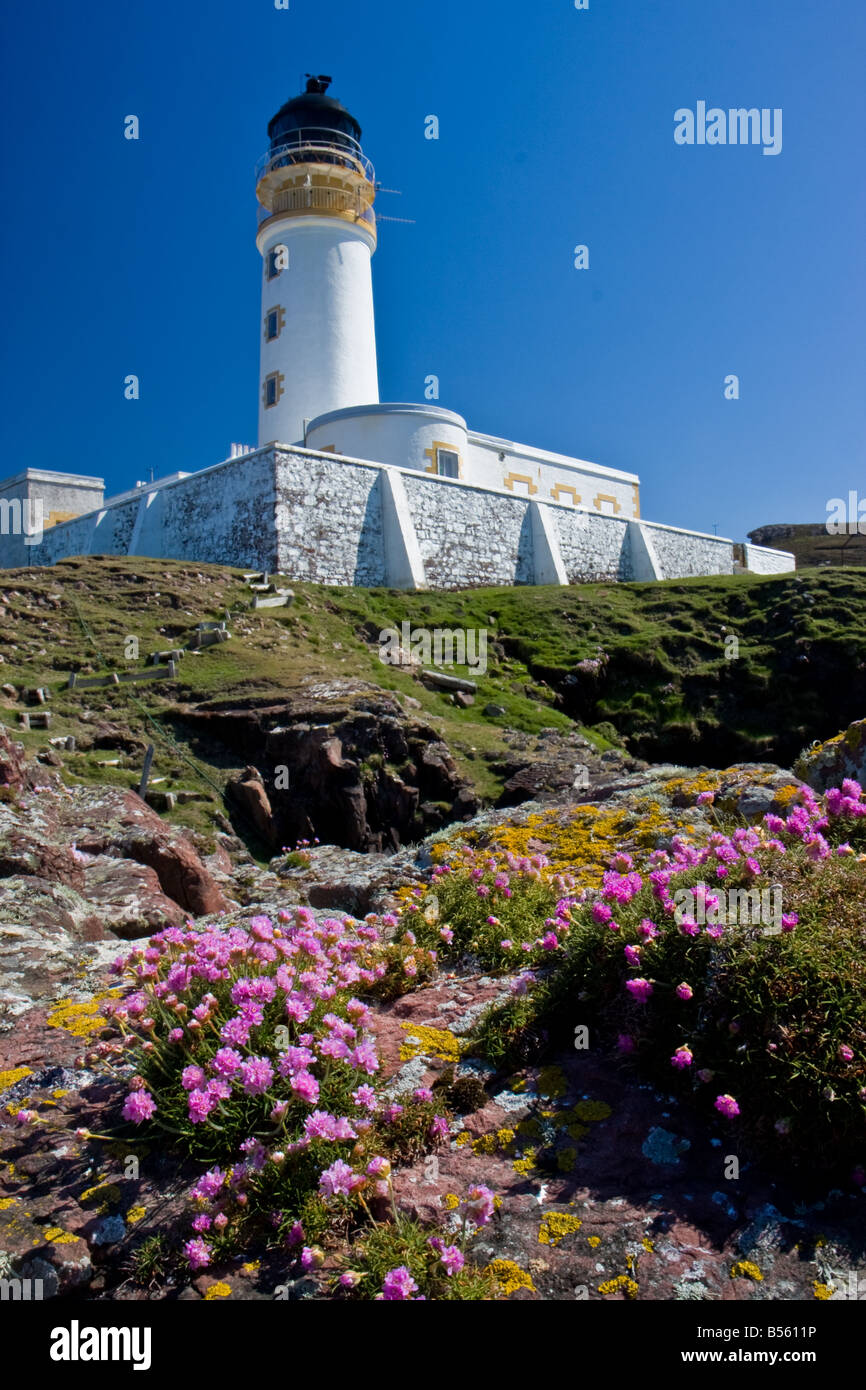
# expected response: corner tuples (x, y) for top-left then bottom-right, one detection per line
(3, 557), (865, 841)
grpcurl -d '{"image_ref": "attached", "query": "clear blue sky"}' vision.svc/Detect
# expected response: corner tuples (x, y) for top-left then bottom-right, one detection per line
(1, 0), (863, 541)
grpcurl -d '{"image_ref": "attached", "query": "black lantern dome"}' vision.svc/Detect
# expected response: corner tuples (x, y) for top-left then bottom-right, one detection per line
(267, 75), (362, 155)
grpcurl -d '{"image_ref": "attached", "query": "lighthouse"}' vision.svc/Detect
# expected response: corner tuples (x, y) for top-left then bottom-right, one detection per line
(255, 75), (379, 448)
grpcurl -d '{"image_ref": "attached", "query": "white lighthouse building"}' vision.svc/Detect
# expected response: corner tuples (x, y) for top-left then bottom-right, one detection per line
(255, 76), (379, 448)
(0, 74), (795, 585)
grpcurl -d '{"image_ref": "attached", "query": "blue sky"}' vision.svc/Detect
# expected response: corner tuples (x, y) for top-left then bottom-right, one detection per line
(1, 0), (863, 541)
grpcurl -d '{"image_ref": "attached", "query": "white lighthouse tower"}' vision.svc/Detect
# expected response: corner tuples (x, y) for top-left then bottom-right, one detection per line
(254, 75), (379, 447)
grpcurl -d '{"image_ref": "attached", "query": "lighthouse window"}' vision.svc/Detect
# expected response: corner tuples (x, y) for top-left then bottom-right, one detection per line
(266, 309), (280, 341)
(266, 248), (283, 280)
(263, 371), (284, 409)
(436, 449), (460, 478)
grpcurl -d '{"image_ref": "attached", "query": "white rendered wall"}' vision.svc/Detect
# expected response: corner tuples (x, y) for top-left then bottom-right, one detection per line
(306, 403), (468, 474)
(305, 405), (639, 516)
(257, 217), (379, 447)
(465, 433), (640, 517)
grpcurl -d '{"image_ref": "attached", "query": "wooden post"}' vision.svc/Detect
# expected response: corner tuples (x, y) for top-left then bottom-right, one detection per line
(138, 743), (155, 801)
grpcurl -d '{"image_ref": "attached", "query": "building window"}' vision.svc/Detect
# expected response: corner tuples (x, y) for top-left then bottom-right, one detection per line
(264, 305), (285, 342)
(266, 248), (283, 280)
(263, 371), (285, 409)
(424, 441), (462, 478)
(436, 449), (460, 478)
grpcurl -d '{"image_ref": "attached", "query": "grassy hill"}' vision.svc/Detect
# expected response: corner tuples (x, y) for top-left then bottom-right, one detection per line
(2, 556), (865, 841)
(748, 523), (866, 568)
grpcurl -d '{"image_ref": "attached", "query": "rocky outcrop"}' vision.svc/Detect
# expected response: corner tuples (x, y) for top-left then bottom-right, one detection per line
(796, 717), (866, 792)
(178, 691), (480, 852)
(0, 726), (227, 941)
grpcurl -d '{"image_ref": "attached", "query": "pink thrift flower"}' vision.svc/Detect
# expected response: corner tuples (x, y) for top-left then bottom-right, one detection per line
(352, 1084), (378, 1110)
(319, 1159), (360, 1198)
(675, 982), (694, 1001)
(714, 1094), (740, 1119)
(291, 1071), (320, 1104)
(381, 1266), (420, 1300)
(122, 1090), (157, 1124)
(238, 1056), (274, 1095)
(671, 1046), (693, 1070)
(625, 977), (653, 1003)
(838, 1044), (854, 1062)
(184, 1237), (212, 1270)
(440, 1244), (465, 1276)
(459, 1183), (496, 1227)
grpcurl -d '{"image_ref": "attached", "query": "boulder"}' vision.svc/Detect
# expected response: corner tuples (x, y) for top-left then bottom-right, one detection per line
(796, 718), (866, 792)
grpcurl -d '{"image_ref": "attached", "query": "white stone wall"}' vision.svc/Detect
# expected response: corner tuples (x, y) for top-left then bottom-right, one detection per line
(741, 542), (796, 574)
(19, 446), (753, 592)
(639, 521), (733, 579)
(274, 450), (386, 586)
(401, 473), (534, 587)
(554, 509), (631, 583)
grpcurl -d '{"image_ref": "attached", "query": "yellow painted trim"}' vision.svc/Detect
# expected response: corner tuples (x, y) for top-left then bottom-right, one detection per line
(256, 168), (377, 245)
(593, 492), (621, 514)
(423, 441), (463, 479)
(550, 483), (581, 506)
(504, 471), (538, 496)
(43, 510), (80, 530)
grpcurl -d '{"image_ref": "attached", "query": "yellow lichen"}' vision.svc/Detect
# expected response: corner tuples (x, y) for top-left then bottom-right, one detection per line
(442, 1193), (460, 1211)
(730, 1260), (763, 1282)
(486, 1258), (536, 1297)
(587, 1236), (601, 1249)
(512, 1151), (536, 1176)
(536, 1066), (567, 1098)
(598, 1274), (639, 1299)
(571, 1100), (612, 1123)
(126, 1206), (146, 1225)
(641, 1236), (655, 1253)
(44, 1228), (79, 1245)
(80, 1181), (121, 1208)
(398, 1022), (461, 1064)
(204, 1281), (232, 1300)
(0, 1067), (33, 1089)
(538, 1212), (582, 1247)
(47, 989), (122, 1038)
(0, 1197), (18, 1211)
(454, 1131), (472, 1148)
(813, 1282), (833, 1300)
(240, 1261), (260, 1276)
